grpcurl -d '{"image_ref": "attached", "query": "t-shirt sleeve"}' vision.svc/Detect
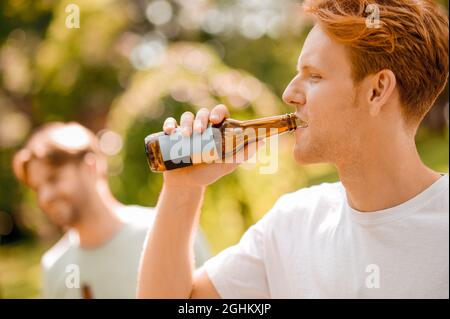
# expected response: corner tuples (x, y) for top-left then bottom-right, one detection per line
(41, 258), (52, 298)
(202, 205), (278, 299)
(41, 254), (61, 299)
(40, 233), (73, 298)
(193, 228), (211, 268)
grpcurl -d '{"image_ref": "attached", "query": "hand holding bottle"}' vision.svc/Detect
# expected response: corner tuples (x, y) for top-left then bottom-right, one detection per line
(161, 104), (263, 188)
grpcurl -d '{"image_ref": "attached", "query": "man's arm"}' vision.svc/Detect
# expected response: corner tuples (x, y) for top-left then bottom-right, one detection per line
(137, 183), (220, 298)
(137, 105), (238, 298)
(191, 268), (220, 298)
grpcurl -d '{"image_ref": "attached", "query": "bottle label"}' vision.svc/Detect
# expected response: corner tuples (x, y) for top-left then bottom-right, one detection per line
(158, 126), (221, 169)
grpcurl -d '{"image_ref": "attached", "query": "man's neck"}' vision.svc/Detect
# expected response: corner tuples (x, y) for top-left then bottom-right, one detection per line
(336, 133), (441, 212)
(73, 186), (124, 249)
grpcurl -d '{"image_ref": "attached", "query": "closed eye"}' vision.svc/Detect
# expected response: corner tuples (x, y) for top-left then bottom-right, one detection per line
(309, 74), (322, 82)
(48, 174), (58, 184)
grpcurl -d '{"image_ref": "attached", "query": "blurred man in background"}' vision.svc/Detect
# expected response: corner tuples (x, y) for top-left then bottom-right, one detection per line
(12, 122), (210, 298)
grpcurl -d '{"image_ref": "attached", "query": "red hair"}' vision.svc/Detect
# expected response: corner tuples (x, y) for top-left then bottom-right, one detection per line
(304, 0), (449, 126)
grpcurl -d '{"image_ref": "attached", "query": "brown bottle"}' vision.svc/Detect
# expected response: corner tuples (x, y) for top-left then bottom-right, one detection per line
(144, 113), (307, 172)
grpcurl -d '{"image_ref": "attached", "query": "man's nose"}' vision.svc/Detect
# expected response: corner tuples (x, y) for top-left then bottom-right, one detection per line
(282, 80), (306, 107)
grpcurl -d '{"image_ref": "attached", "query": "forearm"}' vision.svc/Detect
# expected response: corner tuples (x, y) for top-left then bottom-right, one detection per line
(137, 183), (205, 298)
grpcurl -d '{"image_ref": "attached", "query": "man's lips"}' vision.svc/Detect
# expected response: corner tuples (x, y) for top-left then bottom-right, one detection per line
(294, 112), (308, 128)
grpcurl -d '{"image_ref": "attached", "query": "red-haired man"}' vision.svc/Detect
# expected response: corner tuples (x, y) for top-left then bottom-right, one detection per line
(138, 0), (449, 298)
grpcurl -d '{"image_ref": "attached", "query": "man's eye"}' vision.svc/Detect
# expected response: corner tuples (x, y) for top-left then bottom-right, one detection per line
(49, 175), (58, 183)
(309, 74), (322, 80)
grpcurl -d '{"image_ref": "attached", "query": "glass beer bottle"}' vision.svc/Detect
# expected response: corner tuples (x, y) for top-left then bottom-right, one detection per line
(144, 113), (307, 172)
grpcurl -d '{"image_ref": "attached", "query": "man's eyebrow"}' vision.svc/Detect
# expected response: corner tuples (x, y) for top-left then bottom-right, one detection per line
(296, 64), (320, 73)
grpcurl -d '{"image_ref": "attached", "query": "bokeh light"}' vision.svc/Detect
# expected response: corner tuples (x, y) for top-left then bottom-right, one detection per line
(98, 129), (124, 156)
(0, 110), (31, 148)
(146, 0), (173, 26)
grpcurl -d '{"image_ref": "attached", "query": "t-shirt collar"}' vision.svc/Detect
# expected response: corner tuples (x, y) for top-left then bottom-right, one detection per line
(341, 174), (448, 225)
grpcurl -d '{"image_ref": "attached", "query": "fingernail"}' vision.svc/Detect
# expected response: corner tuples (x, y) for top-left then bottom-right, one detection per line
(181, 126), (190, 136)
(193, 120), (202, 132)
(210, 114), (219, 122)
(166, 122), (174, 129)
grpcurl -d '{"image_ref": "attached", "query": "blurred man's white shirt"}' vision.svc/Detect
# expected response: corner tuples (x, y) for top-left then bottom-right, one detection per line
(41, 205), (211, 298)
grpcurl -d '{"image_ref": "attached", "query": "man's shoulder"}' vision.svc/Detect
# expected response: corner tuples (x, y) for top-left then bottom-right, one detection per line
(261, 181), (344, 227)
(116, 205), (156, 230)
(41, 232), (75, 272)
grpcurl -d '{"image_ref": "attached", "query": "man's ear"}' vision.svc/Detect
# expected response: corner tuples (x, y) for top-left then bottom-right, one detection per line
(12, 149), (31, 183)
(366, 69), (397, 117)
(83, 152), (98, 175)
(83, 152), (107, 177)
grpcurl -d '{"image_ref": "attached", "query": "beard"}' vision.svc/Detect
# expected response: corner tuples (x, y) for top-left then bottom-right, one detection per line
(46, 199), (81, 229)
(293, 124), (362, 166)
(293, 90), (362, 165)
(292, 127), (333, 165)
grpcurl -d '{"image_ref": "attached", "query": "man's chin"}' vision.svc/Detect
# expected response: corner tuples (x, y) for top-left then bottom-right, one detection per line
(49, 210), (78, 229)
(51, 218), (74, 229)
(292, 144), (322, 165)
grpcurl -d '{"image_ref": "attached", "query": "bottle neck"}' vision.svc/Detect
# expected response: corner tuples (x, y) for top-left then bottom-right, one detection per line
(213, 113), (307, 159)
(224, 113), (300, 132)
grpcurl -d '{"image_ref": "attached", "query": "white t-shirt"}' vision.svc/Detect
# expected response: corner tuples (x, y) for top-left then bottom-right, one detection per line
(42, 205), (211, 298)
(204, 175), (449, 299)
